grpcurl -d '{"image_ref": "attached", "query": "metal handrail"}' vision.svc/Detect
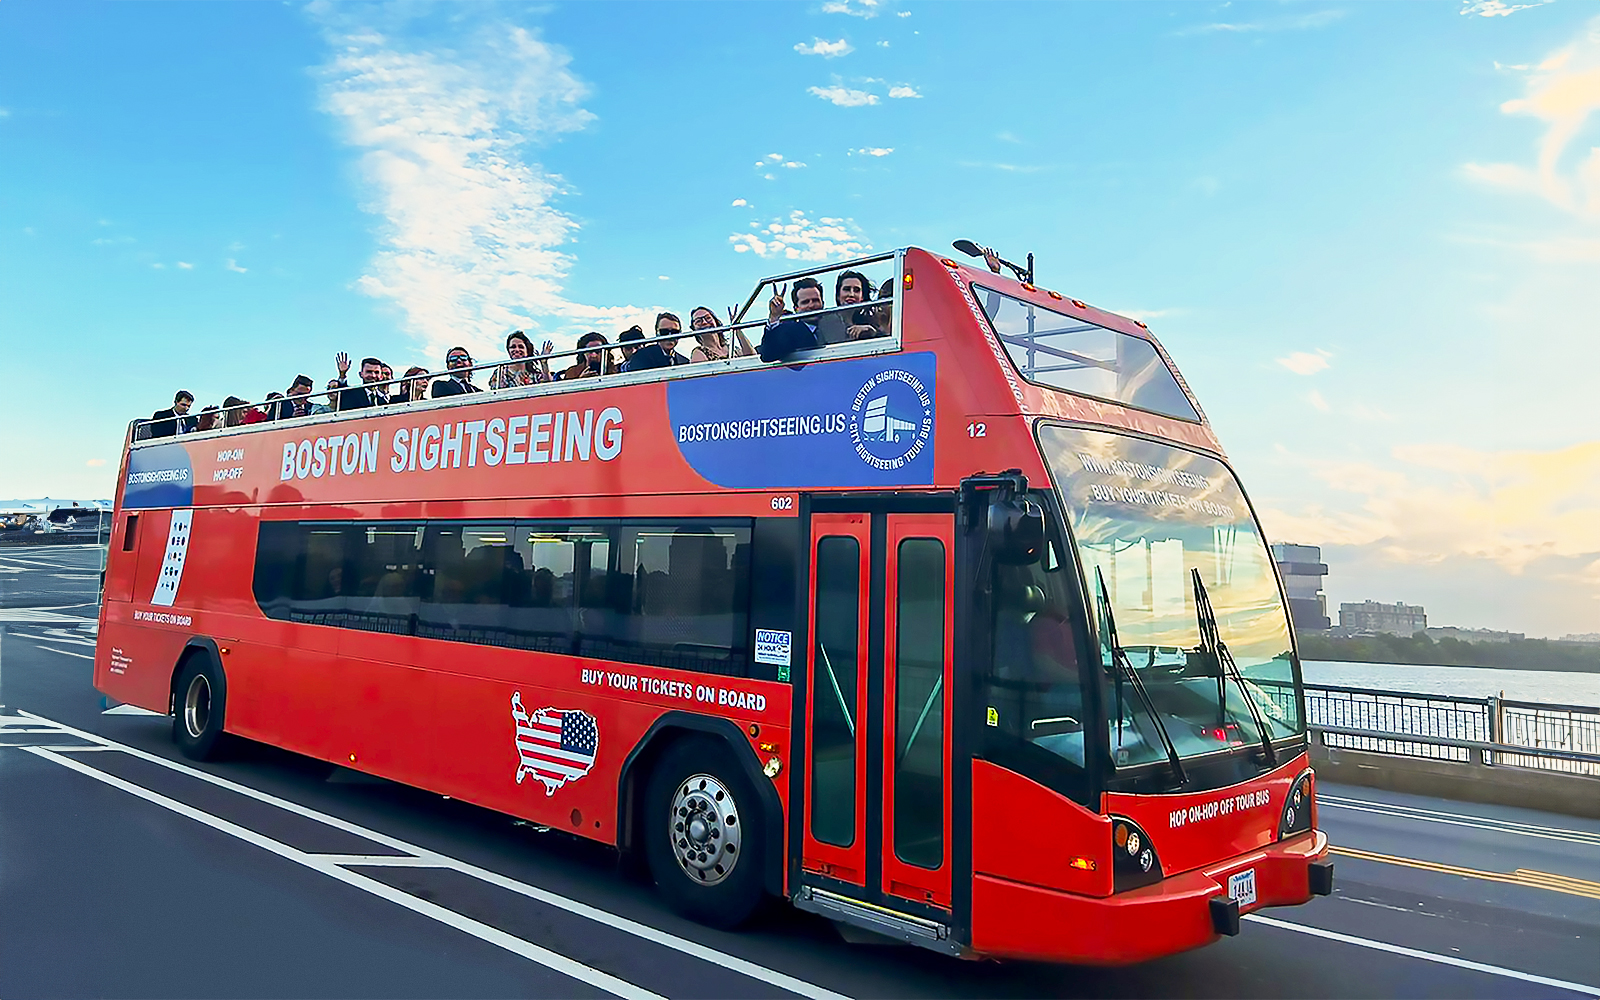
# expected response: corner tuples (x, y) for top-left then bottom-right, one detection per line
(130, 250), (906, 441)
(1312, 723), (1600, 767)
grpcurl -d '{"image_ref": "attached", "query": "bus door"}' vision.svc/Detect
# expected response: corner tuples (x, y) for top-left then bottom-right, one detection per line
(801, 507), (955, 915)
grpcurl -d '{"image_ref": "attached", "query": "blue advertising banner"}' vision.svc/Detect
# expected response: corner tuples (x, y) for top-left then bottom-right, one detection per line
(123, 443), (195, 510)
(668, 352), (936, 489)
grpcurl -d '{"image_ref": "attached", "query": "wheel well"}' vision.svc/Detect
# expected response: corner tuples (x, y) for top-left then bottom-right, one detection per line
(618, 716), (785, 898)
(168, 638), (224, 716)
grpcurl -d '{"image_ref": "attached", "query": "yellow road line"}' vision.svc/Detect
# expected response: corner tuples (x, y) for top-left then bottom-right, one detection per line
(1330, 845), (1600, 900)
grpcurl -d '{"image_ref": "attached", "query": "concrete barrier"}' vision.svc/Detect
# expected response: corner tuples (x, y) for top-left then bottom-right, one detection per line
(1311, 734), (1600, 819)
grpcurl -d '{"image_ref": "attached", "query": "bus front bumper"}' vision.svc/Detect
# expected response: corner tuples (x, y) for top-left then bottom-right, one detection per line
(970, 829), (1330, 966)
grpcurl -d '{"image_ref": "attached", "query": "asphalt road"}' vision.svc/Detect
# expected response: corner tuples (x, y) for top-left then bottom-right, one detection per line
(2, 546), (1597, 999)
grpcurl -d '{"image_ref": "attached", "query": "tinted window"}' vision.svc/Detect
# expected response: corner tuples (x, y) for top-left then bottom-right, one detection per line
(253, 519), (751, 675)
(810, 536), (860, 848)
(972, 284), (1200, 422)
(892, 538), (945, 869)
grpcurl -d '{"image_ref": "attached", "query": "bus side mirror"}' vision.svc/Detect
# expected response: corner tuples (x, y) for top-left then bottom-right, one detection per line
(989, 497), (1044, 565)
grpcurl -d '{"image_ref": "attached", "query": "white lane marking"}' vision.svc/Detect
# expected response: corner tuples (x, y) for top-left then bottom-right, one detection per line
(0, 609), (98, 624)
(1321, 795), (1600, 847)
(103, 705), (165, 717)
(23, 634), (96, 648)
(1245, 914), (1600, 997)
(17, 710), (854, 1000)
(0, 554), (100, 570)
(27, 645), (93, 660)
(310, 855), (453, 867)
(23, 747), (665, 1000)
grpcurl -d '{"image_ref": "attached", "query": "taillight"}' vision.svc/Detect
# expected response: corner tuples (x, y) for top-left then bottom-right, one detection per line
(1111, 816), (1162, 892)
(1279, 770), (1315, 839)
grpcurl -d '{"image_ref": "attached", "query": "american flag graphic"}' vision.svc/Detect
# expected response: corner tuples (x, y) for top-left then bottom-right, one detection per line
(512, 692), (599, 796)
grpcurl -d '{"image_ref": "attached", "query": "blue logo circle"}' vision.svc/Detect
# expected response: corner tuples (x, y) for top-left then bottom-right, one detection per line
(849, 369), (934, 471)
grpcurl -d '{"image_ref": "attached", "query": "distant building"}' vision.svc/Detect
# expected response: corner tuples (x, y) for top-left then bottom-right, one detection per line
(1558, 633), (1600, 647)
(1340, 600), (1427, 636)
(1426, 626), (1523, 644)
(1271, 543), (1330, 631)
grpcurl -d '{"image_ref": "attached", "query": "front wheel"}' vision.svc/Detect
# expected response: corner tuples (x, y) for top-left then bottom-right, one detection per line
(172, 653), (227, 761)
(644, 737), (765, 929)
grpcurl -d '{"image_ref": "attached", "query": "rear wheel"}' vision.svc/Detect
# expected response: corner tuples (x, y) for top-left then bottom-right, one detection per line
(644, 737), (765, 929)
(172, 653), (227, 761)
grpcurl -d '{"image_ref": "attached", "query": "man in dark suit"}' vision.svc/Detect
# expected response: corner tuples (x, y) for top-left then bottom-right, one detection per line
(623, 312), (693, 372)
(334, 353), (390, 411)
(432, 347), (483, 397)
(146, 391), (196, 438)
(271, 375), (318, 421)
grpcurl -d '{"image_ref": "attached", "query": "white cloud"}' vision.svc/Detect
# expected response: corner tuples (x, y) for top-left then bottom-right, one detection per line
(808, 85), (879, 107)
(312, 11), (669, 358)
(151, 263), (166, 270)
(1258, 442), (1600, 583)
(658, 275), (670, 281)
(1113, 306), (1184, 323)
(1461, 0), (1544, 15)
(855, 147), (894, 156)
(0, 108), (10, 118)
(177, 261), (194, 270)
(887, 85), (922, 99)
(1461, 17), (1600, 219)
(795, 38), (854, 58)
(1276, 349), (1333, 375)
(225, 258), (248, 273)
(731, 198), (748, 207)
(783, 160), (807, 169)
(1178, 9), (1345, 34)
(822, 0), (882, 18)
(896, 10), (910, 17)
(877, 40), (890, 48)
(1305, 389), (1331, 413)
(85, 459), (107, 468)
(91, 236), (134, 245)
(728, 210), (872, 261)
(766, 153), (783, 161)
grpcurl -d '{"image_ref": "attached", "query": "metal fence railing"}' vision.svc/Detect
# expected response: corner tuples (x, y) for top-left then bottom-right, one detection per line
(1301, 682), (1600, 777)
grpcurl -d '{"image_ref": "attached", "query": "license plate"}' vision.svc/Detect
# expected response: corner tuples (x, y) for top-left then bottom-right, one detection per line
(1228, 868), (1258, 908)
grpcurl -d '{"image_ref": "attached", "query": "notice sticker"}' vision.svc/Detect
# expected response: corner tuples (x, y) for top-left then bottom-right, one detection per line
(755, 629), (792, 668)
(1228, 868), (1257, 908)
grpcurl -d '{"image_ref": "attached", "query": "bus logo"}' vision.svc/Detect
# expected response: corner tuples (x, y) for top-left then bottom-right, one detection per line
(850, 369), (933, 472)
(511, 693), (599, 795)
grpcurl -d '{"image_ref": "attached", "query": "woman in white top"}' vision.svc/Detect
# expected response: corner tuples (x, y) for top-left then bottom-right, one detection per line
(687, 306), (754, 363)
(489, 330), (553, 389)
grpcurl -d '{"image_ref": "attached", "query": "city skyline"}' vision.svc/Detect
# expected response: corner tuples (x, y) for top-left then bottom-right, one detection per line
(1, 1), (1596, 635)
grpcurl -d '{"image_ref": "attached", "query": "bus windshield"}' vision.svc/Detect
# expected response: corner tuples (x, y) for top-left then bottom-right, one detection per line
(1037, 424), (1304, 771)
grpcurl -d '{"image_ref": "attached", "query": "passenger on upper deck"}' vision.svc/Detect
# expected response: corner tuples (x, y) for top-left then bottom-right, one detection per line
(335, 353), (391, 411)
(432, 347), (483, 398)
(489, 331), (554, 389)
(688, 306), (753, 363)
(145, 391), (196, 438)
(624, 313), (692, 372)
(379, 364), (399, 405)
(399, 366), (433, 403)
(222, 395), (252, 429)
(757, 278), (825, 362)
(319, 380), (341, 414)
(562, 332), (617, 380)
(195, 405), (220, 432)
(616, 326), (645, 369)
(272, 375), (317, 421)
(816, 270), (878, 344)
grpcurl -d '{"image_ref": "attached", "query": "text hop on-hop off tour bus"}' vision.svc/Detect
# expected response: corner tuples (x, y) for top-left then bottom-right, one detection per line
(97, 246), (1331, 966)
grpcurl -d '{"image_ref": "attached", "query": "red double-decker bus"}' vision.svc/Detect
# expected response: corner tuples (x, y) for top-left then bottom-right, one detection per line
(96, 247), (1330, 965)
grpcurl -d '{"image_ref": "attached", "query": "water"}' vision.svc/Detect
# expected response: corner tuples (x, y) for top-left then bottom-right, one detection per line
(1303, 660), (1600, 709)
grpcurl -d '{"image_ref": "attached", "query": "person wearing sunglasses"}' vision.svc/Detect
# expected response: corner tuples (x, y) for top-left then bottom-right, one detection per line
(562, 332), (618, 379)
(431, 347), (483, 398)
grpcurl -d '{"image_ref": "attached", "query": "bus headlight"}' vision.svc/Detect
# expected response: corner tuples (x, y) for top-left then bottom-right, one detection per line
(1111, 817), (1162, 892)
(1279, 770), (1315, 839)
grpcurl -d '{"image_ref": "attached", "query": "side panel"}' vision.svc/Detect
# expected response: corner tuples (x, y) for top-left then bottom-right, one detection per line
(972, 759), (1112, 897)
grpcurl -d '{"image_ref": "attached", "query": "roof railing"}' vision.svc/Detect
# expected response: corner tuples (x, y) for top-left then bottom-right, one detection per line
(129, 249), (907, 444)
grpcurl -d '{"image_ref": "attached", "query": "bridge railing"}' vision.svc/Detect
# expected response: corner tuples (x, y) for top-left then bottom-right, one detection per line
(1299, 682), (1600, 776)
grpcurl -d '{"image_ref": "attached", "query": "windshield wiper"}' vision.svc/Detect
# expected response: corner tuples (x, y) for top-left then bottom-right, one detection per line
(1190, 568), (1277, 767)
(1095, 568), (1186, 786)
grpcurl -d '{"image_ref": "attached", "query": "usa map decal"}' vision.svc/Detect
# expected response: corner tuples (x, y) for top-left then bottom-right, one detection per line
(511, 692), (599, 795)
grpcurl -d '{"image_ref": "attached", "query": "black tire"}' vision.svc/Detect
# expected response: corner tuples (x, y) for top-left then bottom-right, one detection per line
(172, 652), (227, 761)
(644, 737), (765, 929)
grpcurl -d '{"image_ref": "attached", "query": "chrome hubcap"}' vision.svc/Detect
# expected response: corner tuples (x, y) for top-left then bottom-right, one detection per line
(670, 773), (741, 885)
(184, 674), (211, 739)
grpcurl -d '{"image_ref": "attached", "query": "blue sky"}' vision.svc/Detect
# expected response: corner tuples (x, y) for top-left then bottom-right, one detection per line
(2, 0), (1596, 636)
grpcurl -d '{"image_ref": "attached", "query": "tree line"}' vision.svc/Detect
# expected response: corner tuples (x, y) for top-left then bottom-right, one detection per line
(1296, 632), (1600, 673)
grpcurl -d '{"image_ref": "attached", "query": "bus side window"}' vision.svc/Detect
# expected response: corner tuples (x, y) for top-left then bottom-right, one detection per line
(122, 514), (139, 551)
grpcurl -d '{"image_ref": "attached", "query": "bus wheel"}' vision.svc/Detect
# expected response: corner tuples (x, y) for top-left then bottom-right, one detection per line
(644, 737), (764, 929)
(173, 654), (227, 761)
